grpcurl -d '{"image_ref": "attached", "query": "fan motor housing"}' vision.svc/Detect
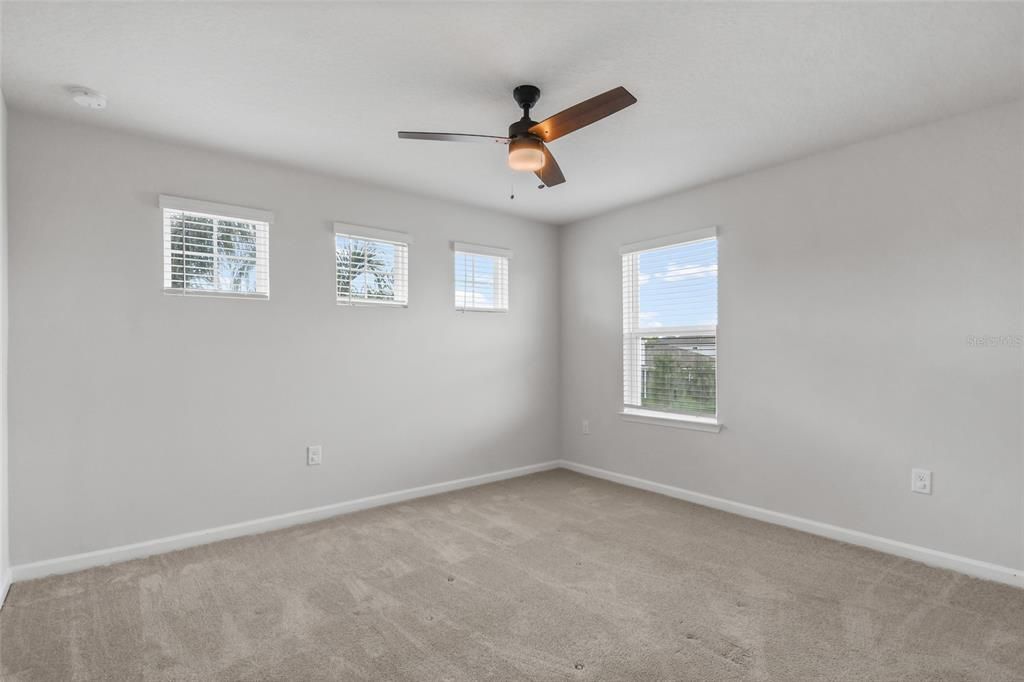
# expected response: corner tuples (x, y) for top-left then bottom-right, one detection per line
(508, 118), (539, 139)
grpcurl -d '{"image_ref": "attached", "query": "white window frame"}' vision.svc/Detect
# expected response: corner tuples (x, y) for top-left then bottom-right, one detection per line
(452, 242), (511, 312)
(161, 195), (271, 300)
(334, 223), (412, 307)
(620, 226), (720, 432)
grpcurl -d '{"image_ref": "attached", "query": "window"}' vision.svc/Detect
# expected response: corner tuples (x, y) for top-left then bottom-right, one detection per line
(453, 242), (510, 312)
(622, 228), (718, 424)
(161, 195), (270, 298)
(335, 224), (410, 306)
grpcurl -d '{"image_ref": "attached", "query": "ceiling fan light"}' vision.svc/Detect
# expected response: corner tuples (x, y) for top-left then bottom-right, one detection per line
(508, 137), (545, 172)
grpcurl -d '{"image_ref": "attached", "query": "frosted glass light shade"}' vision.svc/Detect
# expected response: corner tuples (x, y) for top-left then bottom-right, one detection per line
(508, 137), (545, 171)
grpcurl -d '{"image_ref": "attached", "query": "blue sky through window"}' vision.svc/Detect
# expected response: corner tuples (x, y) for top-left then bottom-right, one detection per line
(455, 253), (497, 308)
(637, 238), (717, 329)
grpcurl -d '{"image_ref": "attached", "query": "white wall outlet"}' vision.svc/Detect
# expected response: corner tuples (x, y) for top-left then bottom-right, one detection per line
(911, 468), (932, 494)
(582, 419), (590, 435)
(307, 445), (323, 466)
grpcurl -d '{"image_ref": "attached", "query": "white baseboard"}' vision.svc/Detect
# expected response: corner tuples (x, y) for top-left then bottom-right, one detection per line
(10, 460), (560, 583)
(0, 569), (9, 610)
(11, 459), (1022, 590)
(558, 460), (1024, 589)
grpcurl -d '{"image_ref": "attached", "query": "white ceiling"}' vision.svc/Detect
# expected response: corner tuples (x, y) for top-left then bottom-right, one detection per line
(3, 2), (1022, 224)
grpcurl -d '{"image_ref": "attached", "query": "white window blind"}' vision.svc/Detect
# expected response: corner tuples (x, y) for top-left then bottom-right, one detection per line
(453, 243), (510, 312)
(161, 196), (270, 299)
(622, 228), (718, 419)
(335, 225), (410, 306)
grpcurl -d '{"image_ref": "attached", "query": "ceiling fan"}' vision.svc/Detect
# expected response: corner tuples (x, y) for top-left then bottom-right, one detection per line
(398, 85), (637, 188)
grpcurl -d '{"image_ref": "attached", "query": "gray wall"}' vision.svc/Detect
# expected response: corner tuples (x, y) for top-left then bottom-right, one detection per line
(8, 112), (561, 565)
(560, 101), (1024, 570)
(0, 90), (8, 589)
(8, 102), (1023, 573)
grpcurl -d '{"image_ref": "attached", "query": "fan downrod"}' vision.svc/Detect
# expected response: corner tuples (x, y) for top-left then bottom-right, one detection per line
(513, 85), (541, 116)
(510, 85), (541, 138)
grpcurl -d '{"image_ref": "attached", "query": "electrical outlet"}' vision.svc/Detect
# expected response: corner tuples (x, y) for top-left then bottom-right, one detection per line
(911, 468), (931, 495)
(582, 419), (590, 435)
(307, 445), (323, 466)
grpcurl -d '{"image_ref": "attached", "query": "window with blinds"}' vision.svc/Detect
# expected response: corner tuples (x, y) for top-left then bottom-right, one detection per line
(622, 228), (718, 421)
(161, 196), (270, 299)
(453, 242), (510, 312)
(335, 224), (410, 306)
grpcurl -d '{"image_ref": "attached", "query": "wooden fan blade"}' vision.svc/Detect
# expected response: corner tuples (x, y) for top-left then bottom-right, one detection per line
(535, 144), (566, 187)
(398, 131), (509, 144)
(529, 87), (637, 142)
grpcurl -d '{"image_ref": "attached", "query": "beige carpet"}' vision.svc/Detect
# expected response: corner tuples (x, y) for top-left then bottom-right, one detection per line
(1, 469), (1022, 681)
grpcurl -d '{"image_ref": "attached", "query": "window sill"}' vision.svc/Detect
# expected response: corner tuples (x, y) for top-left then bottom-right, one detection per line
(163, 288), (268, 301)
(337, 300), (408, 308)
(619, 408), (722, 432)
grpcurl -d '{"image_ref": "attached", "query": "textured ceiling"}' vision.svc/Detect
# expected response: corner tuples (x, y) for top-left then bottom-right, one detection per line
(3, 2), (1022, 224)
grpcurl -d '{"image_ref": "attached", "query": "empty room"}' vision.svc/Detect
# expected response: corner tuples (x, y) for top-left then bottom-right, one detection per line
(0, 1), (1022, 680)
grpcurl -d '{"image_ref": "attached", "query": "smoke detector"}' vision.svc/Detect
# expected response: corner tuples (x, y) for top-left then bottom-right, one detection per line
(68, 87), (107, 110)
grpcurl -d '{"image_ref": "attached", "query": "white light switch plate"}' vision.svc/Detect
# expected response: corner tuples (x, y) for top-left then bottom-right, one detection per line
(911, 468), (931, 494)
(307, 445), (323, 466)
